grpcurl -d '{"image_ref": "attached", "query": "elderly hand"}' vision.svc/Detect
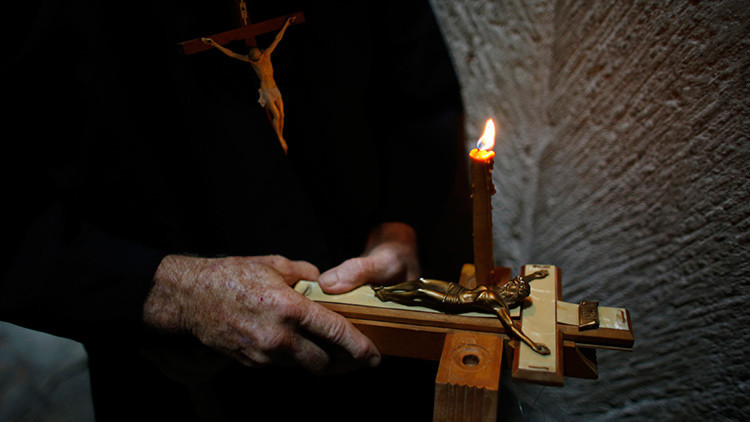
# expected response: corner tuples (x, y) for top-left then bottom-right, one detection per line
(317, 222), (421, 294)
(143, 254), (380, 374)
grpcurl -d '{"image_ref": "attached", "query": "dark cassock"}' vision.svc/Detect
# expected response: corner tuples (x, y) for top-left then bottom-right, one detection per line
(1, 0), (471, 420)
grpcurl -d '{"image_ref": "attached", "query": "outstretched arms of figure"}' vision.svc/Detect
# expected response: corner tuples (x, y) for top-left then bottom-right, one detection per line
(201, 38), (252, 63)
(265, 16), (295, 55)
(493, 302), (550, 355)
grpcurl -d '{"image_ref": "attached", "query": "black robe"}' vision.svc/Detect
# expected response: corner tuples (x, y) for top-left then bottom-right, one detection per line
(2, 1), (471, 420)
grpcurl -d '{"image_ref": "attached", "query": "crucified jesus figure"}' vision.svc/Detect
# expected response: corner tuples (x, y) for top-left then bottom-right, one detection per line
(373, 270), (552, 355)
(202, 16), (296, 153)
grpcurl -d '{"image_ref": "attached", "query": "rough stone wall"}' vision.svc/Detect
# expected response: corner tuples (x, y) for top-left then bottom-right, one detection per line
(432, 0), (749, 420)
(429, 0), (556, 271)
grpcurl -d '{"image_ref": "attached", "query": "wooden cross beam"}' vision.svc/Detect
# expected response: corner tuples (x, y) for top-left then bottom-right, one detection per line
(294, 264), (634, 421)
(178, 8), (305, 56)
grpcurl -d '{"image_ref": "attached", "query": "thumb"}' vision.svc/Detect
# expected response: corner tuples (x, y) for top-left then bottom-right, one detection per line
(318, 253), (396, 294)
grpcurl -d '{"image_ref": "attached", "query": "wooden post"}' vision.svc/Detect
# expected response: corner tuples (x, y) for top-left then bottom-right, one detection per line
(434, 332), (503, 422)
(431, 263), (508, 421)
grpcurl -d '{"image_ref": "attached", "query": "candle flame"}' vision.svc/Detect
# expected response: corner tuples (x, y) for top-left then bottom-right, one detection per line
(476, 119), (496, 151)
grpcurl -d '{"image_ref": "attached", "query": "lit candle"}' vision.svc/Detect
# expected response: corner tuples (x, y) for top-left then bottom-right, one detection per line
(469, 119), (497, 287)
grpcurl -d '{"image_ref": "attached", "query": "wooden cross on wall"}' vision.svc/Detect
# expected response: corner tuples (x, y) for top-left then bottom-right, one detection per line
(177, 1), (304, 153)
(178, 2), (305, 56)
(295, 263), (634, 421)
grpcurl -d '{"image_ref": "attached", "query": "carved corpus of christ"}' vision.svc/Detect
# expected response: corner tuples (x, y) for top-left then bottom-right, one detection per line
(373, 270), (552, 355)
(202, 16), (295, 153)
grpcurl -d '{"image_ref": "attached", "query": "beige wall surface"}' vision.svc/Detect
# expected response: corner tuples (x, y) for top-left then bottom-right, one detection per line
(431, 0), (749, 420)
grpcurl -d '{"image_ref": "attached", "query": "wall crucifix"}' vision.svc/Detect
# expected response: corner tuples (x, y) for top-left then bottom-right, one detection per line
(178, 2), (305, 153)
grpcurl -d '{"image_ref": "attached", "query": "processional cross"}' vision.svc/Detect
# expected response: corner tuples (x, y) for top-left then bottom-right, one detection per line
(297, 263), (634, 421)
(178, 1), (305, 153)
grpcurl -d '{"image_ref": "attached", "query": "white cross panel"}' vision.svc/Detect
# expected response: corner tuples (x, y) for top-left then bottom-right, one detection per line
(512, 264), (565, 386)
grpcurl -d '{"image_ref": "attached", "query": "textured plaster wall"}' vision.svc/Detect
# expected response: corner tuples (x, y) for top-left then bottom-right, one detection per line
(431, 0), (749, 420)
(431, 0), (556, 269)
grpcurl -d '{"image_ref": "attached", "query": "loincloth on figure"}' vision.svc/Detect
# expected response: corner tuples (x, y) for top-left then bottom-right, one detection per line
(257, 86), (282, 107)
(440, 283), (468, 306)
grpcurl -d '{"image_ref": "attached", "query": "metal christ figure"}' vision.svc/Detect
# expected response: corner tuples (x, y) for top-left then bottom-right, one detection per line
(372, 270), (552, 355)
(202, 16), (296, 153)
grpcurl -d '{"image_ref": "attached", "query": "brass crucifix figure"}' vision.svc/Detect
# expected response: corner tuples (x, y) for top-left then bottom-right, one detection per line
(202, 16), (295, 153)
(373, 269), (552, 355)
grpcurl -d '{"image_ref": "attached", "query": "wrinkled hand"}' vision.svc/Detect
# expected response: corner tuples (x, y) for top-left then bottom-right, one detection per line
(318, 222), (421, 294)
(201, 37), (216, 46)
(143, 255), (380, 374)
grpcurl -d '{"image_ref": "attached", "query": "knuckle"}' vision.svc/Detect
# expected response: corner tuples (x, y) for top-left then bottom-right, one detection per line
(240, 348), (273, 367)
(266, 254), (289, 269)
(273, 294), (301, 319)
(249, 355), (272, 367)
(324, 317), (350, 347)
(259, 330), (294, 353)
